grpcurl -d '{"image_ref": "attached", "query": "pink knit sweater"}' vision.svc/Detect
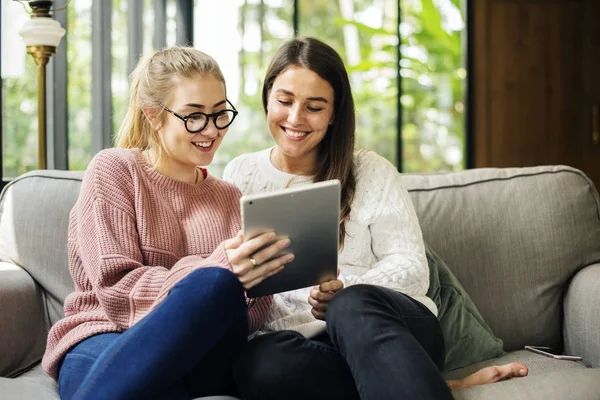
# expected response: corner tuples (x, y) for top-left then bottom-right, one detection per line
(42, 148), (272, 380)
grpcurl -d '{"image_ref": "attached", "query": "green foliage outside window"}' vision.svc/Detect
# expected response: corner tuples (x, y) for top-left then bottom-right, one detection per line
(300, 0), (466, 172)
(66, 0), (93, 171)
(400, 0), (466, 172)
(207, 0), (295, 177)
(2, 59), (38, 178)
(2, 0), (466, 178)
(300, 0), (399, 166)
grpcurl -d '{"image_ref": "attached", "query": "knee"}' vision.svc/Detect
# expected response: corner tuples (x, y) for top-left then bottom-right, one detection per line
(327, 284), (380, 327)
(189, 267), (242, 292)
(178, 267), (245, 310)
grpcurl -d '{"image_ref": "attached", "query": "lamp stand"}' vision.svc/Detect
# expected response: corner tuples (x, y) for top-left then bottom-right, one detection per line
(26, 45), (56, 170)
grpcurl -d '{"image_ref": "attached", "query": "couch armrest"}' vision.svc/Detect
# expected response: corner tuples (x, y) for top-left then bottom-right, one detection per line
(0, 262), (49, 377)
(564, 263), (600, 368)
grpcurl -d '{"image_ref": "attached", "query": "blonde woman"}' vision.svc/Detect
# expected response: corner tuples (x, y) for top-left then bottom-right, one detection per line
(41, 47), (291, 400)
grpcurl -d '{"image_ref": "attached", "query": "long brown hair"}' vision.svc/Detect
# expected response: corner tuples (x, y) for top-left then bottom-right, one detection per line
(263, 37), (356, 247)
(114, 46), (225, 167)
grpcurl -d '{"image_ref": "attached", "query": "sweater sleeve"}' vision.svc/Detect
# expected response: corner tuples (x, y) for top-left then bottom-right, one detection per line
(339, 159), (430, 301)
(73, 162), (234, 328)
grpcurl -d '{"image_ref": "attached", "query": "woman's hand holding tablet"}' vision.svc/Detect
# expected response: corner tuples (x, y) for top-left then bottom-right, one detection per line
(224, 231), (294, 290)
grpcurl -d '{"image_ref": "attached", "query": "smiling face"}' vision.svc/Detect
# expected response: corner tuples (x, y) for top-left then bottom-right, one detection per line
(156, 74), (228, 174)
(266, 66), (335, 173)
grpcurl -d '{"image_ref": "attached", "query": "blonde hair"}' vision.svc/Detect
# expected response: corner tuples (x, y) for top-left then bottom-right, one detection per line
(114, 46), (225, 165)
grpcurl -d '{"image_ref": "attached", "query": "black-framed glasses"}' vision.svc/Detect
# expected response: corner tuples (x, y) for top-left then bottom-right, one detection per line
(162, 99), (239, 133)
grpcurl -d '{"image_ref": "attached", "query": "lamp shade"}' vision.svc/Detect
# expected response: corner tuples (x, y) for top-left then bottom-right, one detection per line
(19, 17), (65, 48)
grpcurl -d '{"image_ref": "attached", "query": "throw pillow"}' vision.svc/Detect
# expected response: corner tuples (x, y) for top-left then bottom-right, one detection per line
(425, 243), (504, 371)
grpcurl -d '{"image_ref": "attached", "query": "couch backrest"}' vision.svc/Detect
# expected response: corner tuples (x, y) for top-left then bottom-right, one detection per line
(0, 170), (83, 325)
(403, 165), (600, 352)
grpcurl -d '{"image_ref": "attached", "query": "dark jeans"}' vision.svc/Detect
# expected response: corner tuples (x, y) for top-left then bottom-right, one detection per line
(58, 267), (248, 400)
(233, 284), (452, 400)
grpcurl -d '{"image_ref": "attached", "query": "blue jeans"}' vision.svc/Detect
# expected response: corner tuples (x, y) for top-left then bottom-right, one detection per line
(58, 267), (248, 400)
(233, 284), (452, 400)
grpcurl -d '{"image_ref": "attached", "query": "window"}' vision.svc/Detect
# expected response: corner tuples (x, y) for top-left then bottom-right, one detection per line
(1, 1), (37, 179)
(142, 0), (155, 55)
(112, 0), (129, 145)
(400, 0), (467, 172)
(67, 0), (92, 170)
(194, 0), (294, 177)
(300, 0), (467, 171)
(300, 0), (399, 166)
(1, 0), (468, 182)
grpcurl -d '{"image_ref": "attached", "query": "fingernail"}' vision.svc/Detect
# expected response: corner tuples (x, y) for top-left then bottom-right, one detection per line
(519, 369), (526, 376)
(281, 238), (291, 247)
(268, 232), (276, 240)
(286, 254), (294, 262)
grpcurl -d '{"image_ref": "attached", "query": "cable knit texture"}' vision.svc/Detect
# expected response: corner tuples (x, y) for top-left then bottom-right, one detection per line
(42, 148), (272, 380)
(223, 147), (437, 339)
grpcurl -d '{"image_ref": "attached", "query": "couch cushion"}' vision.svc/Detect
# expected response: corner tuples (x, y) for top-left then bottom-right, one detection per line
(0, 364), (59, 400)
(443, 349), (586, 380)
(452, 369), (600, 400)
(445, 350), (596, 400)
(403, 166), (600, 352)
(444, 350), (598, 400)
(0, 170), (84, 325)
(425, 244), (504, 371)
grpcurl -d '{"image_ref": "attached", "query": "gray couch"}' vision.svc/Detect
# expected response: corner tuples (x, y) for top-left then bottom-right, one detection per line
(1, 165), (599, 399)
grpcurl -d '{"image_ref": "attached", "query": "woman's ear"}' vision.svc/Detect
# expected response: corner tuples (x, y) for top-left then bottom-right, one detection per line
(142, 107), (156, 122)
(142, 108), (161, 130)
(329, 115), (335, 126)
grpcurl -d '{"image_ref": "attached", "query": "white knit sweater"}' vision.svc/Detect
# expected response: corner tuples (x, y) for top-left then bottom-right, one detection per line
(223, 148), (437, 338)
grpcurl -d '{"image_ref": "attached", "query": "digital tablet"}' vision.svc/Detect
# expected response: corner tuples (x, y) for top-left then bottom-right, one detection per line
(241, 179), (340, 298)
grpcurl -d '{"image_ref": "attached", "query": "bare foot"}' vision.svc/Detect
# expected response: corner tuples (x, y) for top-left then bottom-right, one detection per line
(446, 362), (528, 391)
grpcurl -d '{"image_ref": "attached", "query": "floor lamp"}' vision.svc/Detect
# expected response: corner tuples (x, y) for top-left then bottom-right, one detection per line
(18, 0), (65, 170)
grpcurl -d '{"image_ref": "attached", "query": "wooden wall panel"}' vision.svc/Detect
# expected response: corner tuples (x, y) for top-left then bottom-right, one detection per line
(473, 0), (586, 169)
(579, 0), (600, 187)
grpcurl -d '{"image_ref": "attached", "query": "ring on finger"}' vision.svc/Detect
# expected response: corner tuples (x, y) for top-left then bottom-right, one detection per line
(249, 257), (257, 267)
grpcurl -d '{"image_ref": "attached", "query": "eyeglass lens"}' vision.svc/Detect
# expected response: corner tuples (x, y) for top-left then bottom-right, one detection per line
(186, 110), (236, 132)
